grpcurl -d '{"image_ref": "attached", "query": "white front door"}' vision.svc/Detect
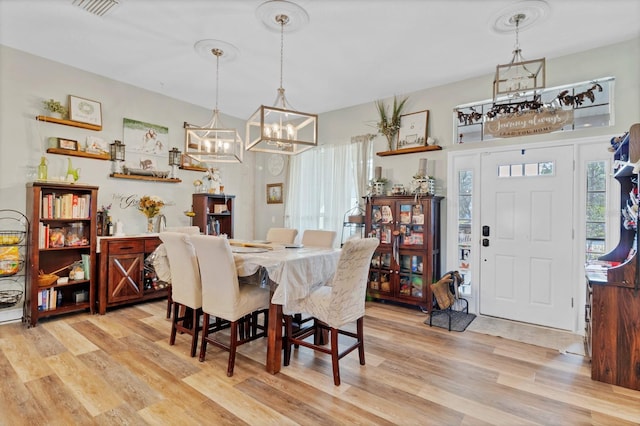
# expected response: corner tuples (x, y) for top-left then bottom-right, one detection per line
(479, 145), (574, 330)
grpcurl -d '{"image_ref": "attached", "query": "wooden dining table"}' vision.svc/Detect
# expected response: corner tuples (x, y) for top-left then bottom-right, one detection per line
(231, 241), (341, 374)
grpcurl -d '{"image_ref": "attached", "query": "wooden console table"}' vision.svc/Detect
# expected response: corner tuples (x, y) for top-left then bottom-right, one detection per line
(97, 235), (167, 314)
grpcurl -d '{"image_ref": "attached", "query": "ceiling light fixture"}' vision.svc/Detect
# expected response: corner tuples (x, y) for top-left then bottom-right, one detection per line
(246, 0), (318, 155)
(71, 0), (120, 17)
(185, 40), (243, 164)
(493, 11), (546, 102)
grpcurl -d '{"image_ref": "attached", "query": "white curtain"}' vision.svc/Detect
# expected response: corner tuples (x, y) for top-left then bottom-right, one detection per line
(285, 137), (373, 246)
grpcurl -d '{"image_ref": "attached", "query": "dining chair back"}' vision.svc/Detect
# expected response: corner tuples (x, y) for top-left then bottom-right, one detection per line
(284, 237), (379, 385)
(301, 230), (337, 248)
(159, 231), (203, 357)
(160, 226), (200, 318)
(190, 234), (270, 376)
(266, 227), (298, 244)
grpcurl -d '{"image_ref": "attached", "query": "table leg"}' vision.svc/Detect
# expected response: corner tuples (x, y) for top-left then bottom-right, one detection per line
(266, 302), (282, 374)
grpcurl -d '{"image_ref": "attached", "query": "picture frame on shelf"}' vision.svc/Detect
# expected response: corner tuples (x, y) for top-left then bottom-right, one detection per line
(266, 183), (283, 204)
(69, 95), (102, 126)
(59, 138), (78, 151)
(397, 110), (428, 150)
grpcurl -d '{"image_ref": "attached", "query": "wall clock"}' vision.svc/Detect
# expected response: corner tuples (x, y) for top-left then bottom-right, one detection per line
(267, 154), (285, 176)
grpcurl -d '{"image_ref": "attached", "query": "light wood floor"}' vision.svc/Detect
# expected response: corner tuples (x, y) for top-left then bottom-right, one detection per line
(1, 300), (639, 425)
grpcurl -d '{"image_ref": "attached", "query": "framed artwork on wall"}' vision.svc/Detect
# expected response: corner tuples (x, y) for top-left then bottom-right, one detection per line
(397, 110), (428, 150)
(58, 138), (78, 150)
(69, 95), (102, 126)
(267, 183), (283, 204)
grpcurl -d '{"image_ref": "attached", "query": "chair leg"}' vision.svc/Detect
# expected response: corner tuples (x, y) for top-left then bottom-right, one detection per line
(166, 285), (172, 319)
(357, 317), (365, 365)
(227, 321), (238, 377)
(169, 302), (180, 345)
(330, 327), (341, 386)
(283, 315), (293, 366)
(190, 308), (200, 357)
(199, 313), (210, 362)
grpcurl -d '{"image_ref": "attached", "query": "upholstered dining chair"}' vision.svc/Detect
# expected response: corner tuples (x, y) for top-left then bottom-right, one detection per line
(283, 237), (379, 385)
(265, 227), (298, 244)
(159, 231), (203, 357)
(190, 234), (271, 377)
(158, 226), (201, 318)
(301, 229), (337, 248)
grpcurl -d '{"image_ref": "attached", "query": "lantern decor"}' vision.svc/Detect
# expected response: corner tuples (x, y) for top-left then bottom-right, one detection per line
(109, 140), (125, 174)
(168, 147), (181, 179)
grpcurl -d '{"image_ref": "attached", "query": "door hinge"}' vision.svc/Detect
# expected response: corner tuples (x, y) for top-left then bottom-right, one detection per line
(571, 297), (574, 308)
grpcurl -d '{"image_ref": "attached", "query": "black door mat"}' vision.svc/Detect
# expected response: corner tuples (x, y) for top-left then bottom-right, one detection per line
(425, 310), (476, 332)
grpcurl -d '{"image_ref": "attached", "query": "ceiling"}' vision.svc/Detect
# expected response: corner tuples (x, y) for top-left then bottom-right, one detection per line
(1, 0), (638, 119)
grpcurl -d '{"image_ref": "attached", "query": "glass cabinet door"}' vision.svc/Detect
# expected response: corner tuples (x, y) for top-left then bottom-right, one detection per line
(370, 203), (394, 245)
(397, 202), (425, 247)
(398, 253), (425, 298)
(369, 251), (392, 294)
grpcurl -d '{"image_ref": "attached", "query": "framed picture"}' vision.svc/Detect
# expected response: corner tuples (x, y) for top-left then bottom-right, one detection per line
(69, 95), (102, 126)
(59, 138), (78, 150)
(397, 110), (429, 150)
(267, 183), (283, 204)
(123, 118), (169, 157)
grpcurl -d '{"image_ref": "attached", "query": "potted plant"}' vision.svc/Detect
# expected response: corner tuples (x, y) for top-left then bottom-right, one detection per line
(375, 95), (408, 151)
(369, 176), (389, 196)
(42, 98), (68, 119)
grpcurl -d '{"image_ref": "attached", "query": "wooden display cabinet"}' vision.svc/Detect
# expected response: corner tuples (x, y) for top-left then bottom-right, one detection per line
(589, 123), (640, 390)
(192, 193), (235, 237)
(97, 235), (164, 314)
(25, 182), (98, 327)
(365, 195), (442, 311)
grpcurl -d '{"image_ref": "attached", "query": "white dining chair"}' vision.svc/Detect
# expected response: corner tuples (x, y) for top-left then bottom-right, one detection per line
(159, 226), (200, 318)
(301, 229), (337, 248)
(159, 232), (203, 357)
(266, 227), (298, 244)
(283, 237), (379, 385)
(190, 234), (271, 376)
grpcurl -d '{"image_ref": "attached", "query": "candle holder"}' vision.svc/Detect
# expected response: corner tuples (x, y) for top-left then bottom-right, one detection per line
(109, 140), (125, 174)
(168, 147), (181, 179)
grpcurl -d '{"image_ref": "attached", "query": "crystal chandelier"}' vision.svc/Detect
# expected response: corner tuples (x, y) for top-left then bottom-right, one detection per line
(185, 40), (243, 164)
(246, 0), (318, 155)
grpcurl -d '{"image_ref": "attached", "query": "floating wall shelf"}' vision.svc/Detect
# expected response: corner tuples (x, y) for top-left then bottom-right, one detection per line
(36, 115), (102, 131)
(376, 145), (442, 157)
(179, 165), (208, 172)
(46, 148), (109, 160)
(109, 173), (182, 183)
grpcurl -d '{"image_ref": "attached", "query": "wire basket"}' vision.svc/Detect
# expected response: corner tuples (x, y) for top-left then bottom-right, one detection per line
(0, 230), (26, 245)
(0, 289), (23, 308)
(0, 258), (24, 277)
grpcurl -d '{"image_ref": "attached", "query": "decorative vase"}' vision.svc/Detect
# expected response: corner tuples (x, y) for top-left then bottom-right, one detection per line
(146, 217), (154, 233)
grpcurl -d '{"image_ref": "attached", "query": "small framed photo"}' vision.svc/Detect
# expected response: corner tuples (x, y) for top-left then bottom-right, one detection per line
(69, 95), (102, 126)
(59, 138), (78, 151)
(397, 110), (429, 150)
(266, 183), (283, 204)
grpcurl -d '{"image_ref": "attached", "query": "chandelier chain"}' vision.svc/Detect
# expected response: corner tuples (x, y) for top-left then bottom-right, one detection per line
(215, 50), (220, 110)
(279, 15), (285, 93)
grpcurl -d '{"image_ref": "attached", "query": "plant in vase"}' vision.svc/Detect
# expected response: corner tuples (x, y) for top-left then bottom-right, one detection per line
(42, 98), (68, 119)
(138, 195), (165, 232)
(375, 95), (408, 151)
(369, 177), (389, 196)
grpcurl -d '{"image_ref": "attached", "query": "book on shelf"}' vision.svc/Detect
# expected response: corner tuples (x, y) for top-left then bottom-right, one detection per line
(41, 192), (91, 219)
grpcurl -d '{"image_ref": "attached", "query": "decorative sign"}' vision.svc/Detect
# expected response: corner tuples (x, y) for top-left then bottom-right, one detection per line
(484, 109), (574, 138)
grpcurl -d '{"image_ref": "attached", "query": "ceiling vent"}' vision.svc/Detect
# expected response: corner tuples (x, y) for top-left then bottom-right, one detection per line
(71, 0), (120, 17)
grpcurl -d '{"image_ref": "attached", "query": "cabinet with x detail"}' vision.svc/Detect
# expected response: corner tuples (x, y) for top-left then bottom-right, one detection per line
(97, 235), (163, 314)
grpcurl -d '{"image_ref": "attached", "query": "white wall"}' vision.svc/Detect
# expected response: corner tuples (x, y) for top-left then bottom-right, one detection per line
(2, 37), (639, 242)
(0, 45), (257, 238)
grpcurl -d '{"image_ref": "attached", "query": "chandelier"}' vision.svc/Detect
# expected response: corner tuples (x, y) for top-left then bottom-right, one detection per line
(493, 12), (546, 102)
(185, 40), (243, 164)
(246, 0), (318, 155)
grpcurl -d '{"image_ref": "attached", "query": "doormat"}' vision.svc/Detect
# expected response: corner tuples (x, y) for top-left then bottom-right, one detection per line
(424, 310), (476, 332)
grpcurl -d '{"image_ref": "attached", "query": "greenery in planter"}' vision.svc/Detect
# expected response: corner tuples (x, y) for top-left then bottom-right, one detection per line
(375, 95), (408, 150)
(42, 99), (68, 119)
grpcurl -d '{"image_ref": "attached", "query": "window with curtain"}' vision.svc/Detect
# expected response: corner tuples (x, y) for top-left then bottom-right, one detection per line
(285, 138), (373, 243)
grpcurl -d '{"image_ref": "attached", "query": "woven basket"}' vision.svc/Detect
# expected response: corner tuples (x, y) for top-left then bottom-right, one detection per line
(38, 273), (58, 287)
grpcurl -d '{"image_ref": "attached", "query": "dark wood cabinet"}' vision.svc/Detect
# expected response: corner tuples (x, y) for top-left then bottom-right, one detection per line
(25, 182), (98, 326)
(192, 193), (235, 237)
(589, 123), (640, 390)
(97, 236), (164, 314)
(365, 195), (442, 311)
